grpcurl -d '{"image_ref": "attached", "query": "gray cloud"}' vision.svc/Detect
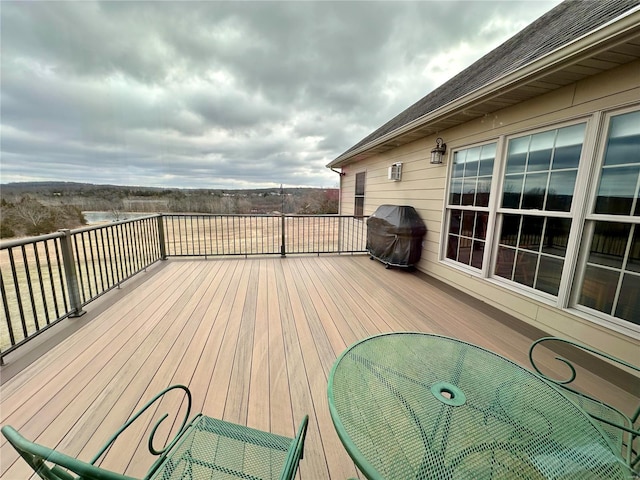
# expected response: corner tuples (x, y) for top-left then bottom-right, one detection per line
(1, 0), (561, 189)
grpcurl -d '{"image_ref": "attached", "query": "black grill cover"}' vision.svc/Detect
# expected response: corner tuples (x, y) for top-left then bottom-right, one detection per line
(366, 205), (427, 268)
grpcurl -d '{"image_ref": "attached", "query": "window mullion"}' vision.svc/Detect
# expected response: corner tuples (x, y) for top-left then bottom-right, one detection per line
(611, 224), (636, 316)
(483, 136), (506, 278)
(556, 113), (601, 308)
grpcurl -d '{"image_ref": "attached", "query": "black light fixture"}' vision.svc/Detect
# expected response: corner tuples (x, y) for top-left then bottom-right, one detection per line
(430, 137), (447, 164)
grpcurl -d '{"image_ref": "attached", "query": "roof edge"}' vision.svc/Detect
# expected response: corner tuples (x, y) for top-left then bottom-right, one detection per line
(327, 6), (640, 169)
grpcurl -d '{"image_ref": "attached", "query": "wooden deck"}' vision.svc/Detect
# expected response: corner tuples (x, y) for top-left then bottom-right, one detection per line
(1, 255), (637, 479)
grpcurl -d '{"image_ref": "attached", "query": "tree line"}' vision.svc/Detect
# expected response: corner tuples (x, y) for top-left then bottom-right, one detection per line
(0, 196), (86, 238)
(0, 183), (339, 239)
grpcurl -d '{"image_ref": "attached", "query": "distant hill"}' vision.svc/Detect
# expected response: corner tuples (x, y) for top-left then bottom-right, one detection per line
(1, 181), (331, 197)
(0, 181), (339, 216)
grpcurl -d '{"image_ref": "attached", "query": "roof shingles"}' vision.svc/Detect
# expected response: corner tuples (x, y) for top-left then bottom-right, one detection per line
(338, 0), (639, 159)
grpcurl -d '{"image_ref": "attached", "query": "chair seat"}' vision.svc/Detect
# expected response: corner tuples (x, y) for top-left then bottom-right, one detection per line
(151, 415), (295, 480)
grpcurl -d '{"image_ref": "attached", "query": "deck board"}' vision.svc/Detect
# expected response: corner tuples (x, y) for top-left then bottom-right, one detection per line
(1, 255), (637, 479)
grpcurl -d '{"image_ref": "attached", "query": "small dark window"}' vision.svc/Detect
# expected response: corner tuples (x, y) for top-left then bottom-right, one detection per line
(354, 172), (365, 217)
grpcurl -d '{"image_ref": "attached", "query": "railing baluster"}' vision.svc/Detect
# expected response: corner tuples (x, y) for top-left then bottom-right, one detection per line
(123, 222), (132, 273)
(127, 221), (137, 274)
(125, 222), (135, 274)
(43, 241), (61, 319)
(142, 218), (150, 265)
(280, 213), (286, 257)
(81, 232), (94, 300)
(53, 239), (69, 312)
(104, 225), (120, 284)
(102, 227), (115, 287)
(232, 216), (237, 254)
(198, 216), (202, 256)
(1, 269), (16, 348)
(72, 234), (87, 303)
(21, 245), (40, 332)
(91, 229), (105, 293)
(8, 248), (27, 339)
(115, 224), (125, 283)
(32, 243), (50, 325)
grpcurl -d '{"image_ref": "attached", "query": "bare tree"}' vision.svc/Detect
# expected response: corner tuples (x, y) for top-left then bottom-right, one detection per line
(12, 197), (53, 234)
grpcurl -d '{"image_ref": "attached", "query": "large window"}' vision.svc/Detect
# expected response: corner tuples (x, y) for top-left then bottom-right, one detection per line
(445, 143), (496, 270)
(354, 172), (365, 217)
(576, 110), (640, 324)
(442, 108), (640, 332)
(495, 124), (585, 296)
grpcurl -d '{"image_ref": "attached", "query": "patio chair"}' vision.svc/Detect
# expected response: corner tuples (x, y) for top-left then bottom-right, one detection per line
(529, 336), (639, 472)
(2, 384), (309, 480)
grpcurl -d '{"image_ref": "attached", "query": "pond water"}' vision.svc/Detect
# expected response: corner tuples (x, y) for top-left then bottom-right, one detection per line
(82, 211), (150, 224)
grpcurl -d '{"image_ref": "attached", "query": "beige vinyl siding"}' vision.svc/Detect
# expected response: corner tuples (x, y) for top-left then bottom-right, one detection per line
(337, 60), (640, 364)
(338, 169), (356, 216)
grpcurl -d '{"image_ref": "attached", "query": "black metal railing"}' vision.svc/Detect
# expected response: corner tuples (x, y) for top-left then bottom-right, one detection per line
(1, 214), (367, 359)
(0, 215), (163, 360)
(163, 214), (367, 257)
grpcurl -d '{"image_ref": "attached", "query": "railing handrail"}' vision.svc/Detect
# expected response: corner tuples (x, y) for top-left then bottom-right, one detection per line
(0, 231), (65, 250)
(162, 213), (363, 218)
(0, 214), (163, 251)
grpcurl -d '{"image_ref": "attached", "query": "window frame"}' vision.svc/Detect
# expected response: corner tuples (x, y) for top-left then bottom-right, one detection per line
(354, 171), (366, 218)
(442, 140), (501, 277)
(570, 105), (640, 331)
(490, 118), (592, 302)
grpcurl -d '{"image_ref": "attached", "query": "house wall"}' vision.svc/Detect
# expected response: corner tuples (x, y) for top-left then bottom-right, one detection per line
(338, 60), (640, 364)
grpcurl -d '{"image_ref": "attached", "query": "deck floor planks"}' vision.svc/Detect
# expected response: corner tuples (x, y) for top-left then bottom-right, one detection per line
(205, 260), (252, 421)
(280, 258), (357, 480)
(224, 259), (258, 426)
(314, 256), (396, 337)
(266, 259), (295, 439)
(247, 259), (272, 433)
(275, 256), (333, 479)
(1, 255), (637, 479)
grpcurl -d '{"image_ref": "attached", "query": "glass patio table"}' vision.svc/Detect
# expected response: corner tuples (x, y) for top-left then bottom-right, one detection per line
(327, 332), (634, 479)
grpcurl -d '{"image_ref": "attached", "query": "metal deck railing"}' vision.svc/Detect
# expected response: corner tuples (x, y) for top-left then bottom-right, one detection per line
(0, 214), (367, 359)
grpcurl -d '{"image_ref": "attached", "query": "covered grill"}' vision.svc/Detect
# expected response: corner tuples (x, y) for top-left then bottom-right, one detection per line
(366, 205), (427, 269)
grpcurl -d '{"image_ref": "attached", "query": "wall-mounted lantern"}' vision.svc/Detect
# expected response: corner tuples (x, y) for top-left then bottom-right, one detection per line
(388, 162), (402, 181)
(430, 138), (447, 164)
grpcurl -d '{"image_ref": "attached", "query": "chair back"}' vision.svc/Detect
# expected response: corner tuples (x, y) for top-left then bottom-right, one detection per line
(1, 426), (135, 480)
(279, 415), (309, 480)
(529, 336), (639, 472)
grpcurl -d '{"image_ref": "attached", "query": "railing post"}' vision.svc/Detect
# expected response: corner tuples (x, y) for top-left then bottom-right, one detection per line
(58, 229), (86, 318)
(280, 213), (286, 257)
(157, 214), (167, 260)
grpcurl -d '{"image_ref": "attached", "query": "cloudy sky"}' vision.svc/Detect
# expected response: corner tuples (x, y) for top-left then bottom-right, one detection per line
(1, 1), (561, 190)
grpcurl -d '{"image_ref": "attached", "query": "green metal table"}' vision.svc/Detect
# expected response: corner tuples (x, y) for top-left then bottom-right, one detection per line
(327, 332), (634, 479)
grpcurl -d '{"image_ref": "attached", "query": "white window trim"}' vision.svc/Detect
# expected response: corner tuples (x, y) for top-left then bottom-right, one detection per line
(491, 117), (592, 300)
(440, 139), (500, 276)
(569, 105), (640, 334)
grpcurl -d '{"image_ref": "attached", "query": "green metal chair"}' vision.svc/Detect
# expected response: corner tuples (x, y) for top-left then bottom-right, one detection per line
(529, 336), (639, 473)
(2, 385), (309, 480)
